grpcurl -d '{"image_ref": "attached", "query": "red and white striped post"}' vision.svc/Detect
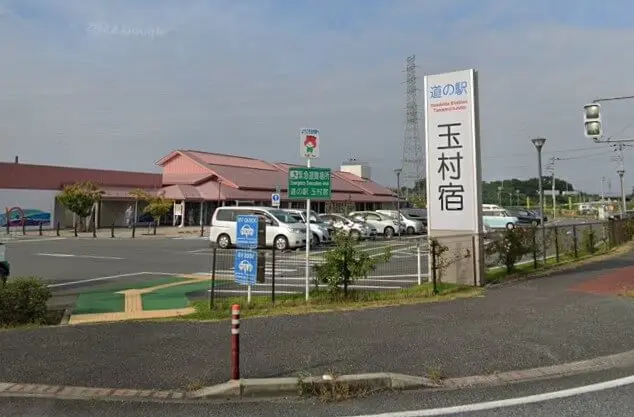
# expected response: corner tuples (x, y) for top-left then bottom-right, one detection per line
(231, 304), (240, 380)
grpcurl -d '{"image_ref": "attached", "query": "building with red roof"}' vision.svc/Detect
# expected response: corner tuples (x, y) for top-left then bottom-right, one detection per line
(0, 151), (398, 228)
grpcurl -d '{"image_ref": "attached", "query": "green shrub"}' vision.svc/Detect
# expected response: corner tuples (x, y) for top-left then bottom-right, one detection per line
(486, 228), (537, 274)
(581, 228), (597, 255)
(0, 277), (52, 326)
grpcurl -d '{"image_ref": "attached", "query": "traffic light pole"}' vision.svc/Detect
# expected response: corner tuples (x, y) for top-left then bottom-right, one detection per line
(589, 95), (634, 144)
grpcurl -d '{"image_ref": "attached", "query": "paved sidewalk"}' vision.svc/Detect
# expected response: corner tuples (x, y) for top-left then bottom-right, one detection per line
(3, 226), (205, 240)
(0, 252), (633, 391)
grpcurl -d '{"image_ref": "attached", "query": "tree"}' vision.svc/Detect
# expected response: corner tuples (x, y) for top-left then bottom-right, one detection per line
(408, 194), (426, 208)
(57, 182), (103, 231)
(129, 190), (172, 226)
(313, 232), (391, 297)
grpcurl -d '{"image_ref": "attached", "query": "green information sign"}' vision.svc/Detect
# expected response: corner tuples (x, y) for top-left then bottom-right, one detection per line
(287, 167), (332, 200)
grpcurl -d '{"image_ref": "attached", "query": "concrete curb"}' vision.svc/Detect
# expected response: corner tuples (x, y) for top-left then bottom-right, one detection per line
(1, 349), (634, 403)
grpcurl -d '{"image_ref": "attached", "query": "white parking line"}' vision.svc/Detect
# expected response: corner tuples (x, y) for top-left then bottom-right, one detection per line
(37, 253), (124, 260)
(48, 272), (149, 288)
(3, 237), (66, 243)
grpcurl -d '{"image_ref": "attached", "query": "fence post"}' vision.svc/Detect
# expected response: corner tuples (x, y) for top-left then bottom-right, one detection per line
(209, 247), (217, 309)
(153, 220), (157, 236)
(38, 222), (43, 236)
(532, 227), (538, 269)
(111, 221), (115, 238)
(200, 222), (204, 237)
(132, 223), (136, 239)
(4, 211), (8, 234)
(92, 219), (97, 238)
(22, 222), (26, 236)
(271, 246), (276, 303)
(589, 223), (595, 253)
(572, 224), (578, 258)
(431, 240), (438, 295)
(73, 222), (78, 237)
(417, 241), (422, 285)
(231, 304), (241, 380)
(554, 226), (560, 263)
(56, 221), (60, 237)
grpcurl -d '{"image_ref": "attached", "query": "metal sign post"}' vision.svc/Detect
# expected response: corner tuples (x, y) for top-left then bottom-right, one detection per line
(300, 128), (320, 301)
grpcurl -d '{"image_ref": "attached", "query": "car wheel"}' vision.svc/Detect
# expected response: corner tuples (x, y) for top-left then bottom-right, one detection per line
(311, 233), (319, 247)
(384, 226), (395, 238)
(406, 226), (415, 235)
(216, 234), (231, 249)
(531, 219), (538, 227)
(506, 222), (515, 230)
(275, 235), (289, 251)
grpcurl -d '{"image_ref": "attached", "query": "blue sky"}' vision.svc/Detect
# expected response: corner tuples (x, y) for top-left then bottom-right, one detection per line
(2, 0), (634, 193)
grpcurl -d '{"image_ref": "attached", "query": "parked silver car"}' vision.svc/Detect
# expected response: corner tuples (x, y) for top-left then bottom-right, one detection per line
(348, 211), (404, 238)
(282, 209), (333, 246)
(376, 209), (424, 234)
(320, 213), (377, 241)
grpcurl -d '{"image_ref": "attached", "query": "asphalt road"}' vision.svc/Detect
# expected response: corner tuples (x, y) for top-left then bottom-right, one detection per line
(1, 252), (633, 391)
(1, 366), (632, 416)
(3, 236), (427, 303)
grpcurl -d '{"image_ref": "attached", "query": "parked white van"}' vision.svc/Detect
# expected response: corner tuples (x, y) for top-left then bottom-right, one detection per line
(209, 206), (307, 251)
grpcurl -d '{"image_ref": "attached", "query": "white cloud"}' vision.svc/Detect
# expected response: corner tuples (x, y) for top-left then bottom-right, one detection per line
(1, 0), (633, 192)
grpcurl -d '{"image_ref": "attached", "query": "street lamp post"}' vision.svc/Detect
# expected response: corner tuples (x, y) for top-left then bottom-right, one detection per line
(617, 168), (626, 217)
(515, 189), (520, 206)
(394, 168), (402, 237)
(531, 137), (547, 264)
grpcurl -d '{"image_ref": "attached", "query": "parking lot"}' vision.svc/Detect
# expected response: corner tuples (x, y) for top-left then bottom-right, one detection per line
(3, 235), (427, 307)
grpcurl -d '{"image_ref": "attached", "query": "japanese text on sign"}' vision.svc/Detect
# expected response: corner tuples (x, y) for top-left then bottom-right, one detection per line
(288, 167), (332, 200)
(436, 122), (464, 212)
(429, 81), (469, 99)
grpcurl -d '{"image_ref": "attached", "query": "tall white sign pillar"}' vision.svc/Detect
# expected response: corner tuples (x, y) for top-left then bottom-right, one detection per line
(424, 69), (485, 286)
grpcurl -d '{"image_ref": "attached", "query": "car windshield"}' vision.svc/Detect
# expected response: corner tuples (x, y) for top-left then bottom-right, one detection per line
(269, 210), (300, 223)
(309, 211), (324, 223)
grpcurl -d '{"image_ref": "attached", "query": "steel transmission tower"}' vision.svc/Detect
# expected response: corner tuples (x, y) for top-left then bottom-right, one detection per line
(401, 55), (425, 196)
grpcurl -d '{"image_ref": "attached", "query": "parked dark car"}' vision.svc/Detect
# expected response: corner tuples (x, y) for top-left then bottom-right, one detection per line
(507, 208), (546, 226)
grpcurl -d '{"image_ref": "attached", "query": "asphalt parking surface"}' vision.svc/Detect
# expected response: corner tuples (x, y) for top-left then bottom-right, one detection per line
(3, 236), (427, 304)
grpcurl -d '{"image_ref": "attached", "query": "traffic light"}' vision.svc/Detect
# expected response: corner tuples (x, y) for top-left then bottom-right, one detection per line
(583, 103), (602, 139)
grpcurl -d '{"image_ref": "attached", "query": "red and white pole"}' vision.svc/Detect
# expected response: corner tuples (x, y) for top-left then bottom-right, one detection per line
(231, 304), (240, 380)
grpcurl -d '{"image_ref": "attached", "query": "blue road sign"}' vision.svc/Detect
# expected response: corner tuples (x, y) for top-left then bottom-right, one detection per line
(234, 249), (258, 285)
(271, 193), (280, 207)
(236, 215), (259, 248)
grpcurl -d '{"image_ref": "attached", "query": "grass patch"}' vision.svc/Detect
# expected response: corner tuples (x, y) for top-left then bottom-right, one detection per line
(179, 283), (481, 322)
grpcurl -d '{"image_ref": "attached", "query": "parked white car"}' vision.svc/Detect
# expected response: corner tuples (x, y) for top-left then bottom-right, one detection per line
(282, 209), (333, 246)
(482, 208), (519, 230)
(348, 211), (404, 238)
(320, 213), (377, 240)
(376, 210), (425, 234)
(209, 206), (306, 250)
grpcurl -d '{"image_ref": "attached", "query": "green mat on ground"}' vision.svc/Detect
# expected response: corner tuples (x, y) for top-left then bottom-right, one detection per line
(72, 276), (187, 315)
(141, 281), (214, 311)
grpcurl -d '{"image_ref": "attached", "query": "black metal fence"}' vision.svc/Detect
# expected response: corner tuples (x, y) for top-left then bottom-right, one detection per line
(201, 219), (634, 303)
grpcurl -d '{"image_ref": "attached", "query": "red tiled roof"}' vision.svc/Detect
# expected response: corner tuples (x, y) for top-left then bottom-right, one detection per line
(0, 162), (162, 191)
(162, 173), (214, 185)
(155, 150), (396, 202)
(335, 171), (395, 196)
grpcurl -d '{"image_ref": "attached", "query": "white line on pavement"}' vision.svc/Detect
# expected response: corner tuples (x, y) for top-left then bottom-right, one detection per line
(3, 237), (66, 244)
(37, 253), (124, 260)
(48, 272), (147, 288)
(341, 374), (634, 417)
(208, 289), (297, 295)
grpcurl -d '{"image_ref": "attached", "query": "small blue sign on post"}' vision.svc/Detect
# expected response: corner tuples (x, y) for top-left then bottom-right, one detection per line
(236, 215), (259, 249)
(234, 249), (258, 285)
(271, 193), (280, 208)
